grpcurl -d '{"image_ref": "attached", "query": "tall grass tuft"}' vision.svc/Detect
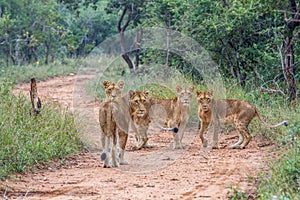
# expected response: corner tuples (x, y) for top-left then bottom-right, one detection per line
(0, 79), (82, 180)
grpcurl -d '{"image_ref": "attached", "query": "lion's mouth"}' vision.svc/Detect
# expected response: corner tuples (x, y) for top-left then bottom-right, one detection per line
(202, 106), (209, 111)
(136, 111), (145, 117)
(182, 100), (190, 106)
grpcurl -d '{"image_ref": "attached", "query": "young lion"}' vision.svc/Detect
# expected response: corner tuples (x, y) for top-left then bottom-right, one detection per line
(128, 90), (152, 150)
(196, 90), (288, 149)
(150, 86), (194, 149)
(99, 80), (128, 167)
(30, 78), (42, 115)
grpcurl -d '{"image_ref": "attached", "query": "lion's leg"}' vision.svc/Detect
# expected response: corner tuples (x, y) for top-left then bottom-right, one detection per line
(134, 125), (150, 150)
(111, 129), (120, 167)
(118, 130), (128, 165)
(230, 132), (244, 149)
(209, 120), (221, 149)
(99, 124), (111, 167)
(102, 135), (111, 168)
(239, 126), (252, 148)
(230, 121), (244, 149)
(199, 122), (209, 147)
(173, 122), (187, 149)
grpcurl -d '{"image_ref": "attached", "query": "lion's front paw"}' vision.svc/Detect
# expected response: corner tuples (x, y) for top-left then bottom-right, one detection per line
(144, 143), (154, 148)
(120, 159), (129, 165)
(203, 139), (208, 147)
(134, 138), (149, 150)
(174, 143), (184, 149)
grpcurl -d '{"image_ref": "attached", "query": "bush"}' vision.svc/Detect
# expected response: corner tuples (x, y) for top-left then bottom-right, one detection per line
(258, 123), (300, 199)
(0, 80), (82, 179)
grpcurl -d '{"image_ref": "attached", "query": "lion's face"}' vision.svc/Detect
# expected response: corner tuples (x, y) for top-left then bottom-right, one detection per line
(196, 90), (213, 112)
(103, 80), (124, 101)
(177, 86), (194, 106)
(129, 90), (151, 118)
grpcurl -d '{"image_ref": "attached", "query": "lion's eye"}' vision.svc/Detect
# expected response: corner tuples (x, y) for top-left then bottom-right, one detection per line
(135, 100), (139, 104)
(207, 98), (211, 102)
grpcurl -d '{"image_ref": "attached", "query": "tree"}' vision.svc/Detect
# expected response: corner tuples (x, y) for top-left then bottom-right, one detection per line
(106, 0), (146, 73)
(280, 0), (299, 103)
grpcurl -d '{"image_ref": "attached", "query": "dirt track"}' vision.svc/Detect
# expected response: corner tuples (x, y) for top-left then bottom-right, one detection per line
(2, 75), (275, 200)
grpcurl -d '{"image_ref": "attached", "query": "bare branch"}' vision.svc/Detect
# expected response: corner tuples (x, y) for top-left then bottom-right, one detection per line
(117, 7), (127, 32)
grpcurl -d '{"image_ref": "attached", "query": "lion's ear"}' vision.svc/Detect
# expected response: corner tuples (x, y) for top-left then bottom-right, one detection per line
(176, 86), (182, 93)
(117, 80), (124, 89)
(207, 90), (213, 96)
(144, 90), (149, 97)
(129, 90), (135, 98)
(189, 85), (194, 92)
(196, 90), (202, 96)
(103, 80), (111, 89)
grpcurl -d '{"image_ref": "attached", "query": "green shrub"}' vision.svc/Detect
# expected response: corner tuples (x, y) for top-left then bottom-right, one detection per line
(0, 80), (82, 179)
(258, 123), (300, 200)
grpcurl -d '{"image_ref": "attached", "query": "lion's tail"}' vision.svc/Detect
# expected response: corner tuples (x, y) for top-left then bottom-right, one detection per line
(255, 107), (288, 128)
(153, 120), (178, 133)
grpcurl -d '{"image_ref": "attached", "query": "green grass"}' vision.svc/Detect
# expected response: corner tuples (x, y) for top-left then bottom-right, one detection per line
(1, 58), (299, 199)
(0, 79), (82, 180)
(224, 81), (300, 199)
(257, 123), (300, 200)
(0, 58), (80, 83)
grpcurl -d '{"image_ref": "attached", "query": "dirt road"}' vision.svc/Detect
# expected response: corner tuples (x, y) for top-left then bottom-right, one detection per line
(2, 75), (274, 199)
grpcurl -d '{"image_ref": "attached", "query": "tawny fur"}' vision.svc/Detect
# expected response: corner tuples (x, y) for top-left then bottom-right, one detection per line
(99, 80), (128, 168)
(196, 90), (288, 149)
(150, 86), (194, 149)
(128, 90), (152, 150)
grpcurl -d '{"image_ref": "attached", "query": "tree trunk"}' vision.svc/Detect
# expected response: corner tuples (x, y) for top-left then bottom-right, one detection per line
(120, 31), (134, 72)
(165, 28), (170, 68)
(134, 28), (143, 70)
(282, 36), (297, 102)
(118, 5), (135, 73)
(15, 37), (20, 65)
(45, 42), (50, 65)
(282, 0), (299, 103)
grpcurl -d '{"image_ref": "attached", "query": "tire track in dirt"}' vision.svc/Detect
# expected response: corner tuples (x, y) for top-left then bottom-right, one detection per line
(2, 75), (274, 199)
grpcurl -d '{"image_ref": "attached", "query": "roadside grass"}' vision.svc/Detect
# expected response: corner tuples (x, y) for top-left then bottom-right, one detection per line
(257, 122), (300, 200)
(0, 79), (82, 180)
(2, 58), (299, 198)
(225, 82), (300, 199)
(0, 58), (80, 83)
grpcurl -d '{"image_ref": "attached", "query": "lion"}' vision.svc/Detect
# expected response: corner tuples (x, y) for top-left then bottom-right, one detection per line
(196, 90), (288, 149)
(99, 80), (128, 167)
(128, 90), (152, 150)
(30, 78), (42, 115)
(149, 86), (194, 149)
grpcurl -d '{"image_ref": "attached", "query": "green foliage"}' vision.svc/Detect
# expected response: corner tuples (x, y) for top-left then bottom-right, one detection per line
(0, 80), (82, 179)
(227, 186), (248, 200)
(258, 124), (300, 200)
(0, 59), (79, 83)
(0, 0), (116, 66)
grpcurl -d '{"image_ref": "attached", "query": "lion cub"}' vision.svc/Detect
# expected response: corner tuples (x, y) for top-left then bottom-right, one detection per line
(128, 90), (152, 150)
(99, 80), (128, 167)
(196, 90), (288, 149)
(150, 86), (194, 149)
